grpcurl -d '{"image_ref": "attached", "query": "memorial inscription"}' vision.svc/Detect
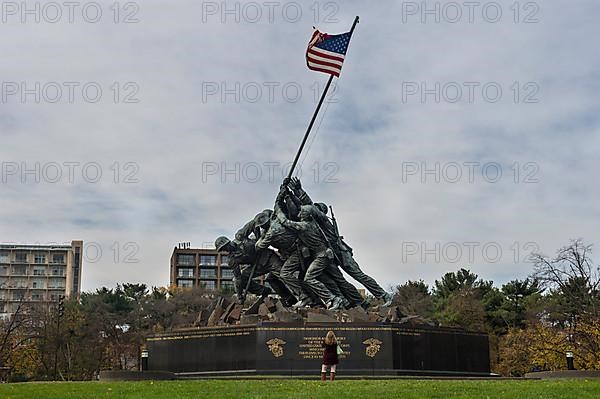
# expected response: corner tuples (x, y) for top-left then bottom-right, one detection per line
(298, 335), (351, 360)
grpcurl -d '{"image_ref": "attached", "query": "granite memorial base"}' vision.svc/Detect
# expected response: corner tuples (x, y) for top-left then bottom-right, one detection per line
(146, 322), (491, 377)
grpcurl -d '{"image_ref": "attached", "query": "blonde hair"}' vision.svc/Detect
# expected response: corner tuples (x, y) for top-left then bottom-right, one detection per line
(325, 330), (337, 345)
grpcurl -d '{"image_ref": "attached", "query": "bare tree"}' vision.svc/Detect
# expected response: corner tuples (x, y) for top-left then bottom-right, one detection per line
(0, 301), (35, 375)
(532, 239), (599, 319)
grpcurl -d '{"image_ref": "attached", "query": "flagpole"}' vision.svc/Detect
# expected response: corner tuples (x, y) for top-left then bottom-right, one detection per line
(286, 16), (360, 180)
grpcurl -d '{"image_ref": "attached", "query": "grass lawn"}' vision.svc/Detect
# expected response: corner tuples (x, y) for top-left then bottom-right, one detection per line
(0, 379), (598, 399)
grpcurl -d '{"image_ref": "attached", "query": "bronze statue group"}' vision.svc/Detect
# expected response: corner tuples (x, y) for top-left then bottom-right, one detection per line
(214, 178), (393, 311)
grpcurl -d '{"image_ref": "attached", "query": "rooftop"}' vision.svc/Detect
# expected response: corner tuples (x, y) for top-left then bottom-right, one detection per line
(0, 243), (73, 251)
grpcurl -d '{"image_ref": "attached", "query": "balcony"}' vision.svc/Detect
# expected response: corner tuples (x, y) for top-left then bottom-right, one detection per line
(199, 268), (217, 279)
(220, 269), (234, 279)
(10, 296), (26, 302)
(50, 255), (66, 265)
(176, 255), (195, 266)
(200, 281), (216, 290)
(177, 267), (195, 279)
(177, 279), (194, 288)
(199, 256), (217, 266)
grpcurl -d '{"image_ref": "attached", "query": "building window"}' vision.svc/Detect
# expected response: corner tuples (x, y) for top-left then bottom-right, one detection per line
(178, 279), (193, 288)
(13, 279), (27, 288)
(15, 253), (27, 263)
(52, 254), (65, 264)
(221, 268), (234, 279)
(220, 281), (234, 292)
(32, 281), (46, 289)
(200, 255), (217, 265)
(220, 255), (229, 266)
(202, 281), (216, 290)
(178, 268), (194, 278)
(177, 254), (195, 266)
(34, 253), (46, 264)
(49, 279), (65, 289)
(11, 266), (27, 276)
(51, 267), (65, 277)
(32, 293), (43, 301)
(0, 253), (8, 263)
(12, 292), (25, 301)
(33, 268), (45, 276)
(199, 268), (216, 278)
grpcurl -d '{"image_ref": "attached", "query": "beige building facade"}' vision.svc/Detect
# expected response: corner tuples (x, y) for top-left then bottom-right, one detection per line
(0, 240), (83, 317)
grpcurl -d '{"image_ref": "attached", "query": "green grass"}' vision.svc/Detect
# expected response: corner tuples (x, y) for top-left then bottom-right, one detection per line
(0, 379), (598, 399)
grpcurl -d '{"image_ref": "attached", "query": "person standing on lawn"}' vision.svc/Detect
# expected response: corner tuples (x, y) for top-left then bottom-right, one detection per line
(321, 330), (340, 381)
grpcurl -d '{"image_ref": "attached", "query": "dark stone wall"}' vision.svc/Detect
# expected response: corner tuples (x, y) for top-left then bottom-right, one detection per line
(148, 325), (257, 373)
(146, 322), (490, 376)
(392, 327), (490, 374)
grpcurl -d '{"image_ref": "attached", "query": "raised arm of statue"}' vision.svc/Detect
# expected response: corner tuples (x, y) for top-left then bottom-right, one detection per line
(255, 225), (274, 249)
(277, 210), (308, 232)
(235, 219), (256, 241)
(287, 177), (313, 205)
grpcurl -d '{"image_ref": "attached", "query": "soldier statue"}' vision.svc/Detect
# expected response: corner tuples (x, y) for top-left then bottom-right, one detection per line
(214, 234), (295, 306)
(285, 178), (394, 307)
(273, 185), (351, 310)
(213, 177), (393, 310)
(254, 200), (322, 308)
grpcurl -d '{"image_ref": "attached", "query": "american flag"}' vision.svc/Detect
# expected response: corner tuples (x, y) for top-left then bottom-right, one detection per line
(306, 30), (352, 77)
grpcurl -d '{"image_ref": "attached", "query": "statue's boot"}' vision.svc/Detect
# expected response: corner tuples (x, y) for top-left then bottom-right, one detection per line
(292, 297), (312, 309)
(382, 293), (394, 307)
(281, 295), (298, 307)
(327, 296), (344, 311)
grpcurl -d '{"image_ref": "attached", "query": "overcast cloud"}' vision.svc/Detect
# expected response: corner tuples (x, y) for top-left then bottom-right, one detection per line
(1, 0), (599, 292)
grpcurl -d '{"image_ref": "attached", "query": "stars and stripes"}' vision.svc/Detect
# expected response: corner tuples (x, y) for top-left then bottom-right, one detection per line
(306, 29), (352, 77)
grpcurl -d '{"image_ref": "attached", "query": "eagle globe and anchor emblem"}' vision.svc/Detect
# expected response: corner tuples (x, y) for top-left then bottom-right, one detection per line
(362, 338), (383, 358)
(266, 338), (286, 358)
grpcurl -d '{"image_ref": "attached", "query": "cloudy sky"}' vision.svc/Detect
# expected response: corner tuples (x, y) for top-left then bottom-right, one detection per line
(1, 0), (599, 293)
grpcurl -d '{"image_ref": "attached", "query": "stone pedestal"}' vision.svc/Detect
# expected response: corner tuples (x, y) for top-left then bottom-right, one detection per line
(146, 322), (491, 377)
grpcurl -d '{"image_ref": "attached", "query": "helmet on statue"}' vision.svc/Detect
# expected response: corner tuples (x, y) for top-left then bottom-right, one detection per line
(214, 236), (231, 251)
(254, 211), (272, 228)
(314, 202), (328, 215)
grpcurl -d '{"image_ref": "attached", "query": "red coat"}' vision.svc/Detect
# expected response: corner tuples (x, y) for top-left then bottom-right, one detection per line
(322, 342), (339, 365)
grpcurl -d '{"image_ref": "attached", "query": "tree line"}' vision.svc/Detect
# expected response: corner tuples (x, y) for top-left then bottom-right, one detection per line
(393, 239), (600, 375)
(0, 239), (598, 380)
